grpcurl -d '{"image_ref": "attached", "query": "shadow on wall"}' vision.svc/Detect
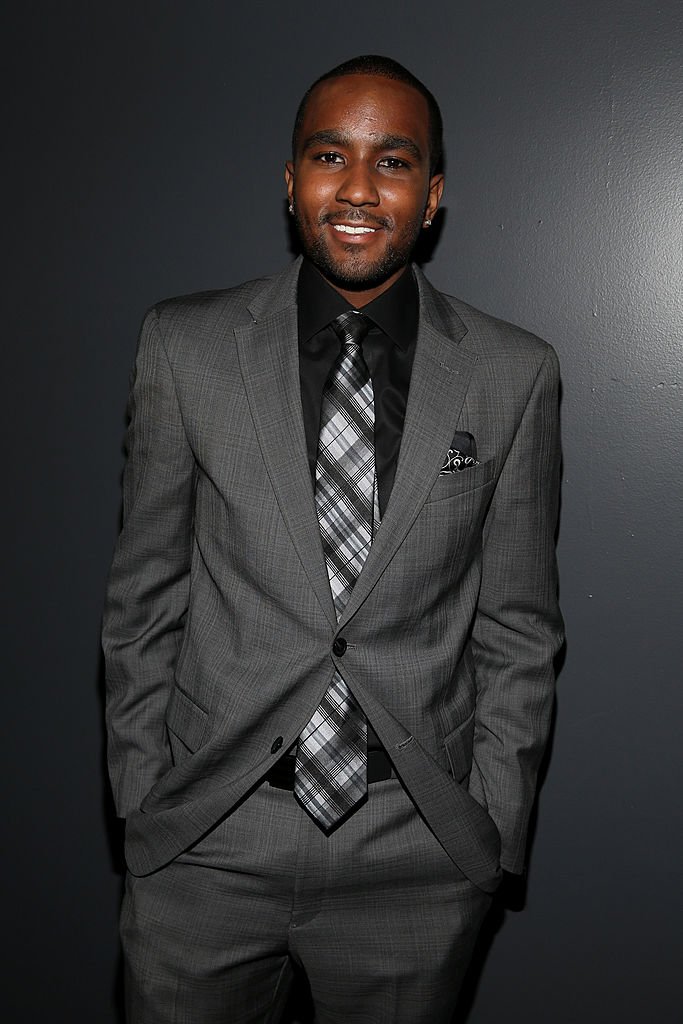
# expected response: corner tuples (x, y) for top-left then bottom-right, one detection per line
(98, 648), (126, 1022)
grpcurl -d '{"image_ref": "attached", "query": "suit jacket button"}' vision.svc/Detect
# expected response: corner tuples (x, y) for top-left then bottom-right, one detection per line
(271, 736), (283, 754)
(332, 636), (347, 657)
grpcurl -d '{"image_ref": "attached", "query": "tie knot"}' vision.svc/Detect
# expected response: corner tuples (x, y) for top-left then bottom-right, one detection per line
(331, 310), (371, 349)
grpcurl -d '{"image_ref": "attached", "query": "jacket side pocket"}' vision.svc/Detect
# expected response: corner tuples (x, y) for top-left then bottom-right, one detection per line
(165, 685), (209, 764)
(443, 711), (475, 785)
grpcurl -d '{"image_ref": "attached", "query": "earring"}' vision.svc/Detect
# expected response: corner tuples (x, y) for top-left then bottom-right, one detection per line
(288, 202), (294, 214)
(423, 218), (432, 227)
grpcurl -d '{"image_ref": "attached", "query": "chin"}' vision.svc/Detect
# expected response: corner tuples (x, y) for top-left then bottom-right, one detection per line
(306, 242), (408, 293)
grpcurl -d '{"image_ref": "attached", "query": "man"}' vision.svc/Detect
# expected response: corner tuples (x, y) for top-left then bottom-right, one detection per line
(103, 54), (563, 1023)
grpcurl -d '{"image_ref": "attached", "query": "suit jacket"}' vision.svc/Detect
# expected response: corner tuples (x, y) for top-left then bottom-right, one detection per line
(103, 257), (563, 893)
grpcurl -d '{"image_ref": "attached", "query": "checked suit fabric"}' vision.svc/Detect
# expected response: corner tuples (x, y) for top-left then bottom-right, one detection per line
(294, 311), (376, 829)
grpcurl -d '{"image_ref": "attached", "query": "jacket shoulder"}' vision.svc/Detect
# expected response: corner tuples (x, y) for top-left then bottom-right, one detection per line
(418, 268), (556, 367)
(446, 291), (555, 359)
(133, 262), (298, 364)
(149, 272), (275, 332)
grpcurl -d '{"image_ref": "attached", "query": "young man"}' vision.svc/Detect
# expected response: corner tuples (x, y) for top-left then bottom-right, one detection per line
(104, 54), (563, 1024)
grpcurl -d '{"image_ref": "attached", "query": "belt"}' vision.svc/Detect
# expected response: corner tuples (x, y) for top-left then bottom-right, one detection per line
(266, 750), (395, 790)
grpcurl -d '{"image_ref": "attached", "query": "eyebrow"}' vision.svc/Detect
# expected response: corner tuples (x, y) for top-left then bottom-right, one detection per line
(302, 129), (424, 163)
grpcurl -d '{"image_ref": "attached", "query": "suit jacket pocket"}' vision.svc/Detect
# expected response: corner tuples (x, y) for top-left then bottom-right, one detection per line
(443, 712), (475, 785)
(165, 685), (209, 763)
(426, 458), (495, 503)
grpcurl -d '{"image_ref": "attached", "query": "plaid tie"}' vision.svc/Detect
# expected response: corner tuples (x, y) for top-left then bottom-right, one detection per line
(294, 311), (375, 829)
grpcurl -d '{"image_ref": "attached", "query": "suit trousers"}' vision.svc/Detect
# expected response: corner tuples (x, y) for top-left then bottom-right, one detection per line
(121, 775), (493, 1024)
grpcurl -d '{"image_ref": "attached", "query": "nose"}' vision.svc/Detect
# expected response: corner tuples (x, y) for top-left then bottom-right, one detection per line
(335, 160), (380, 207)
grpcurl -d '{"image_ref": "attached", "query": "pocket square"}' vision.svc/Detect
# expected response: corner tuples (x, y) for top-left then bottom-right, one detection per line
(440, 431), (479, 474)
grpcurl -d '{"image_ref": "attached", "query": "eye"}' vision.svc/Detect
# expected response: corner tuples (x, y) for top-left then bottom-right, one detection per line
(315, 151), (345, 164)
(378, 157), (410, 170)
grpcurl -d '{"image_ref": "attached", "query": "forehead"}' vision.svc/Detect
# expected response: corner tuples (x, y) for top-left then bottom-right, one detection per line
(298, 74), (431, 152)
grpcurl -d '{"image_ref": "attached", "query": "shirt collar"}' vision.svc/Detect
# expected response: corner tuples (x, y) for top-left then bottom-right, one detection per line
(297, 258), (418, 351)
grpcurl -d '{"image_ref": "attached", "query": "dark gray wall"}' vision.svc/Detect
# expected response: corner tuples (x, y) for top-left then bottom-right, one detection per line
(5, 2), (681, 1021)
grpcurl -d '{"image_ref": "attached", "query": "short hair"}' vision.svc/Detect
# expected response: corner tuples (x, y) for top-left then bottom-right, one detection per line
(292, 54), (444, 175)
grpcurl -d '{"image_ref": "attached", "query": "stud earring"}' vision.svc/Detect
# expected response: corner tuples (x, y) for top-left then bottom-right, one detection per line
(424, 218), (432, 227)
(288, 202), (294, 215)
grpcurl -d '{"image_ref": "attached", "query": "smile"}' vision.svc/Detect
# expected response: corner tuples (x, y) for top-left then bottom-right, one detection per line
(332, 224), (377, 235)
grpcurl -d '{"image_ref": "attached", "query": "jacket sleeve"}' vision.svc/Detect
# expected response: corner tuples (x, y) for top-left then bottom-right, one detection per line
(102, 309), (196, 817)
(469, 345), (564, 873)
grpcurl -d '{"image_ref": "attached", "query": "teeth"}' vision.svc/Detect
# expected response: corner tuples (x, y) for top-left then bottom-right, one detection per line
(333, 224), (376, 234)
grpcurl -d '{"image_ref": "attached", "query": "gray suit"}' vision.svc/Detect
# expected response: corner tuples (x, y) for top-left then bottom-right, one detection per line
(104, 257), (562, 1013)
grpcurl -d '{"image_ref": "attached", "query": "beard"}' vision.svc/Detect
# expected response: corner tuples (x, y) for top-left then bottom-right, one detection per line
(293, 208), (422, 293)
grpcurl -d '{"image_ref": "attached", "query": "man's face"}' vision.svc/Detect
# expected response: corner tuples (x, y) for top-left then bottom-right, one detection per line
(285, 74), (444, 306)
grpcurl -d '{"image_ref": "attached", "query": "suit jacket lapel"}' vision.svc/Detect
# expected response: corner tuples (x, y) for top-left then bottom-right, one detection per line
(339, 268), (478, 622)
(234, 260), (477, 628)
(234, 258), (337, 627)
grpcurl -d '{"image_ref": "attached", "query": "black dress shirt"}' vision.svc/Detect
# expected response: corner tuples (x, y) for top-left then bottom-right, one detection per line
(297, 258), (419, 517)
(297, 259), (419, 753)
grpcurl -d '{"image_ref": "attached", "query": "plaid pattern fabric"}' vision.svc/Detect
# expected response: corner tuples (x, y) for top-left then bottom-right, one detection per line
(294, 311), (374, 829)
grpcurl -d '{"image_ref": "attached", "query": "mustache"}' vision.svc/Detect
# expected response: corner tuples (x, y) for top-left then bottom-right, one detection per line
(320, 210), (391, 230)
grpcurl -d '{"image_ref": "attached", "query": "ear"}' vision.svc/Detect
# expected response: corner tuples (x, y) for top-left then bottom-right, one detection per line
(284, 161), (295, 204)
(424, 173), (444, 223)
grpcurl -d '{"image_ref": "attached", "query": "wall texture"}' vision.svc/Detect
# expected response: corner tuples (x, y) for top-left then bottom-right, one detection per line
(5, 2), (681, 1021)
